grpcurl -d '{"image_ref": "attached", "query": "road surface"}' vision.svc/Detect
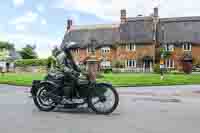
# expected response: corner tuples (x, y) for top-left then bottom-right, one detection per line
(0, 84), (200, 133)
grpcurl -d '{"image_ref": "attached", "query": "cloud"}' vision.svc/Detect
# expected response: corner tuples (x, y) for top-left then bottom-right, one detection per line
(68, 13), (80, 24)
(41, 18), (47, 25)
(53, 0), (200, 21)
(53, 0), (155, 21)
(10, 11), (38, 25)
(13, 0), (24, 7)
(37, 4), (45, 13)
(15, 24), (26, 31)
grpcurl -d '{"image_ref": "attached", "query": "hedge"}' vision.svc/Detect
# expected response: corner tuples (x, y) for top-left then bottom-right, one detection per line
(15, 59), (48, 67)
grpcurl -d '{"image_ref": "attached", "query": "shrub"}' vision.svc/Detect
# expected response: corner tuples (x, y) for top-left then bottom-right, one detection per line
(15, 59), (48, 67)
(153, 64), (161, 74)
(112, 60), (125, 68)
(96, 73), (104, 78)
(47, 56), (56, 69)
(103, 69), (112, 74)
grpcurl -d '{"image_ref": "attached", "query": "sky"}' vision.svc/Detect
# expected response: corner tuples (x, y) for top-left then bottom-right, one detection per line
(1, 0), (200, 58)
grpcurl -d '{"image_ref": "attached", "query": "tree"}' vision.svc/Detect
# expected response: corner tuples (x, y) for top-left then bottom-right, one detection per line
(19, 45), (38, 59)
(0, 41), (14, 50)
(0, 41), (15, 61)
(51, 46), (60, 57)
(160, 48), (171, 59)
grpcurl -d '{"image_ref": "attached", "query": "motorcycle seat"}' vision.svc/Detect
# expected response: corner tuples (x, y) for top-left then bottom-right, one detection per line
(78, 79), (89, 85)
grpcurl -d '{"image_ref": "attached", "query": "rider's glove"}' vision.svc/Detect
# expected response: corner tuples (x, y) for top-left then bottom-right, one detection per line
(72, 70), (80, 77)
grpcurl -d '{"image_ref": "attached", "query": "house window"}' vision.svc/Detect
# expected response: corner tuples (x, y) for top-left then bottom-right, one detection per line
(72, 49), (79, 54)
(101, 47), (110, 54)
(183, 43), (192, 51)
(127, 60), (136, 68)
(87, 47), (94, 53)
(120, 44), (126, 49)
(100, 61), (111, 68)
(165, 59), (174, 68)
(127, 43), (136, 51)
(165, 44), (174, 51)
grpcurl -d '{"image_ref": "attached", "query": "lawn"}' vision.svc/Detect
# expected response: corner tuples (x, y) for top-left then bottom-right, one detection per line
(0, 73), (45, 86)
(98, 73), (200, 87)
(0, 73), (200, 87)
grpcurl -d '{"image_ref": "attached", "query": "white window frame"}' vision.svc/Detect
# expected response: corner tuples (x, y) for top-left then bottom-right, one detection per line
(87, 47), (94, 53)
(100, 61), (111, 68)
(72, 49), (79, 54)
(127, 43), (136, 51)
(120, 44), (126, 49)
(76, 49), (79, 54)
(101, 47), (110, 54)
(165, 44), (174, 52)
(182, 43), (192, 51)
(165, 59), (174, 68)
(127, 59), (137, 68)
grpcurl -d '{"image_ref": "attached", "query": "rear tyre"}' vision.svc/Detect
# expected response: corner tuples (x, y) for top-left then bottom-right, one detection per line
(88, 84), (119, 115)
(33, 84), (57, 111)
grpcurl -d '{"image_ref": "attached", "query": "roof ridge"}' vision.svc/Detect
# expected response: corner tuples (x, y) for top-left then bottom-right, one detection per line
(160, 16), (200, 22)
(71, 23), (119, 30)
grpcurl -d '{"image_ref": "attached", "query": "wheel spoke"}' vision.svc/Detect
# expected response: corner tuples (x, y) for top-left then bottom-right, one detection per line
(93, 99), (101, 105)
(89, 85), (118, 114)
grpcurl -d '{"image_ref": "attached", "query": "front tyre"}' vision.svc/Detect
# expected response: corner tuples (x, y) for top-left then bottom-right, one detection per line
(88, 84), (119, 115)
(33, 84), (57, 111)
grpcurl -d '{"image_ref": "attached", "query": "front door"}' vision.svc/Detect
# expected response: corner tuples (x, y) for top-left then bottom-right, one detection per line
(144, 60), (151, 72)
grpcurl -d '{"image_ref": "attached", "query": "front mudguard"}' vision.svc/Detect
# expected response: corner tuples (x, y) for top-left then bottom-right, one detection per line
(30, 80), (58, 97)
(90, 83), (113, 96)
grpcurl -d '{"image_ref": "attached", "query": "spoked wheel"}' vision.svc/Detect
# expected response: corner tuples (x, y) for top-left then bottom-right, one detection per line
(88, 84), (119, 115)
(33, 84), (57, 111)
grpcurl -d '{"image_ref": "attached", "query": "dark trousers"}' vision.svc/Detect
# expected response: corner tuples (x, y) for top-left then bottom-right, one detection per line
(63, 74), (78, 98)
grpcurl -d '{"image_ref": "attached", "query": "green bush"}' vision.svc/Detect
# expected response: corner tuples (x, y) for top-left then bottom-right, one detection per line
(15, 59), (48, 67)
(103, 69), (112, 74)
(96, 73), (104, 78)
(153, 64), (161, 74)
(112, 60), (125, 68)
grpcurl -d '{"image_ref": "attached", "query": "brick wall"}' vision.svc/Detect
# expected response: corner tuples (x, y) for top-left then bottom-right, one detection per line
(192, 44), (200, 60)
(168, 44), (200, 70)
(71, 43), (155, 69)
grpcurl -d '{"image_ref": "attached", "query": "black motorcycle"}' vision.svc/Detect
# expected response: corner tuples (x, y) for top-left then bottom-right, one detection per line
(31, 72), (119, 115)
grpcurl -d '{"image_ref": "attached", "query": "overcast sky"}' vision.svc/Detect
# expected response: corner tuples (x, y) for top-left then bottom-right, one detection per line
(1, 0), (200, 58)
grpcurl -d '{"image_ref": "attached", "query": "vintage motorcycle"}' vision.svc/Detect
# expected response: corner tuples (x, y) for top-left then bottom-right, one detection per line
(31, 72), (119, 115)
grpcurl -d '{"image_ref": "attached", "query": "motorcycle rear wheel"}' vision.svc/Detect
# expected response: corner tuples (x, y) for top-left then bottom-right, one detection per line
(33, 84), (57, 111)
(88, 84), (119, 115)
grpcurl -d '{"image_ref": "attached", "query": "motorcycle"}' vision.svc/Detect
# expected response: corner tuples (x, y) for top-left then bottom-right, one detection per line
(31, 72), (119, 115)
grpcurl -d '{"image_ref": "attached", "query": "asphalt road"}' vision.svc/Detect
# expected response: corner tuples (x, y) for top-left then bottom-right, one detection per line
(1, 84), (200, 133)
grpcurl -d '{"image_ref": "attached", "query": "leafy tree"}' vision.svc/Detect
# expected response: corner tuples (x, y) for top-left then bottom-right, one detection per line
(160, 48), (171, 59)
(51, 46), (61, 57)
(47, 56), (56, 70)
(0, 41), (14, 50)
(19, 45), (38, 59)
(0, 41), (15, 61)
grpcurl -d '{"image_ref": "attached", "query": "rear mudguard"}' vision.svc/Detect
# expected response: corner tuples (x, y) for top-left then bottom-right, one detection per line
(31, 80), (58, 96)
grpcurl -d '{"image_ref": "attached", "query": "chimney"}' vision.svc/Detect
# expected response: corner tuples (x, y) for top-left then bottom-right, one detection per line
(67, 19), (73, 31)
(120, 9), (127, 23)
(154, 7), (158, 17)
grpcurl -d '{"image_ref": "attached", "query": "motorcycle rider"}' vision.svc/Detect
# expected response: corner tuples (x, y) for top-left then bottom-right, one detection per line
(51, 44), (81, 98)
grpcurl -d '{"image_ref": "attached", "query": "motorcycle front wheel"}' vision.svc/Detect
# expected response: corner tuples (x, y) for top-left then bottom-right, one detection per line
(88, 84), (119, 115)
